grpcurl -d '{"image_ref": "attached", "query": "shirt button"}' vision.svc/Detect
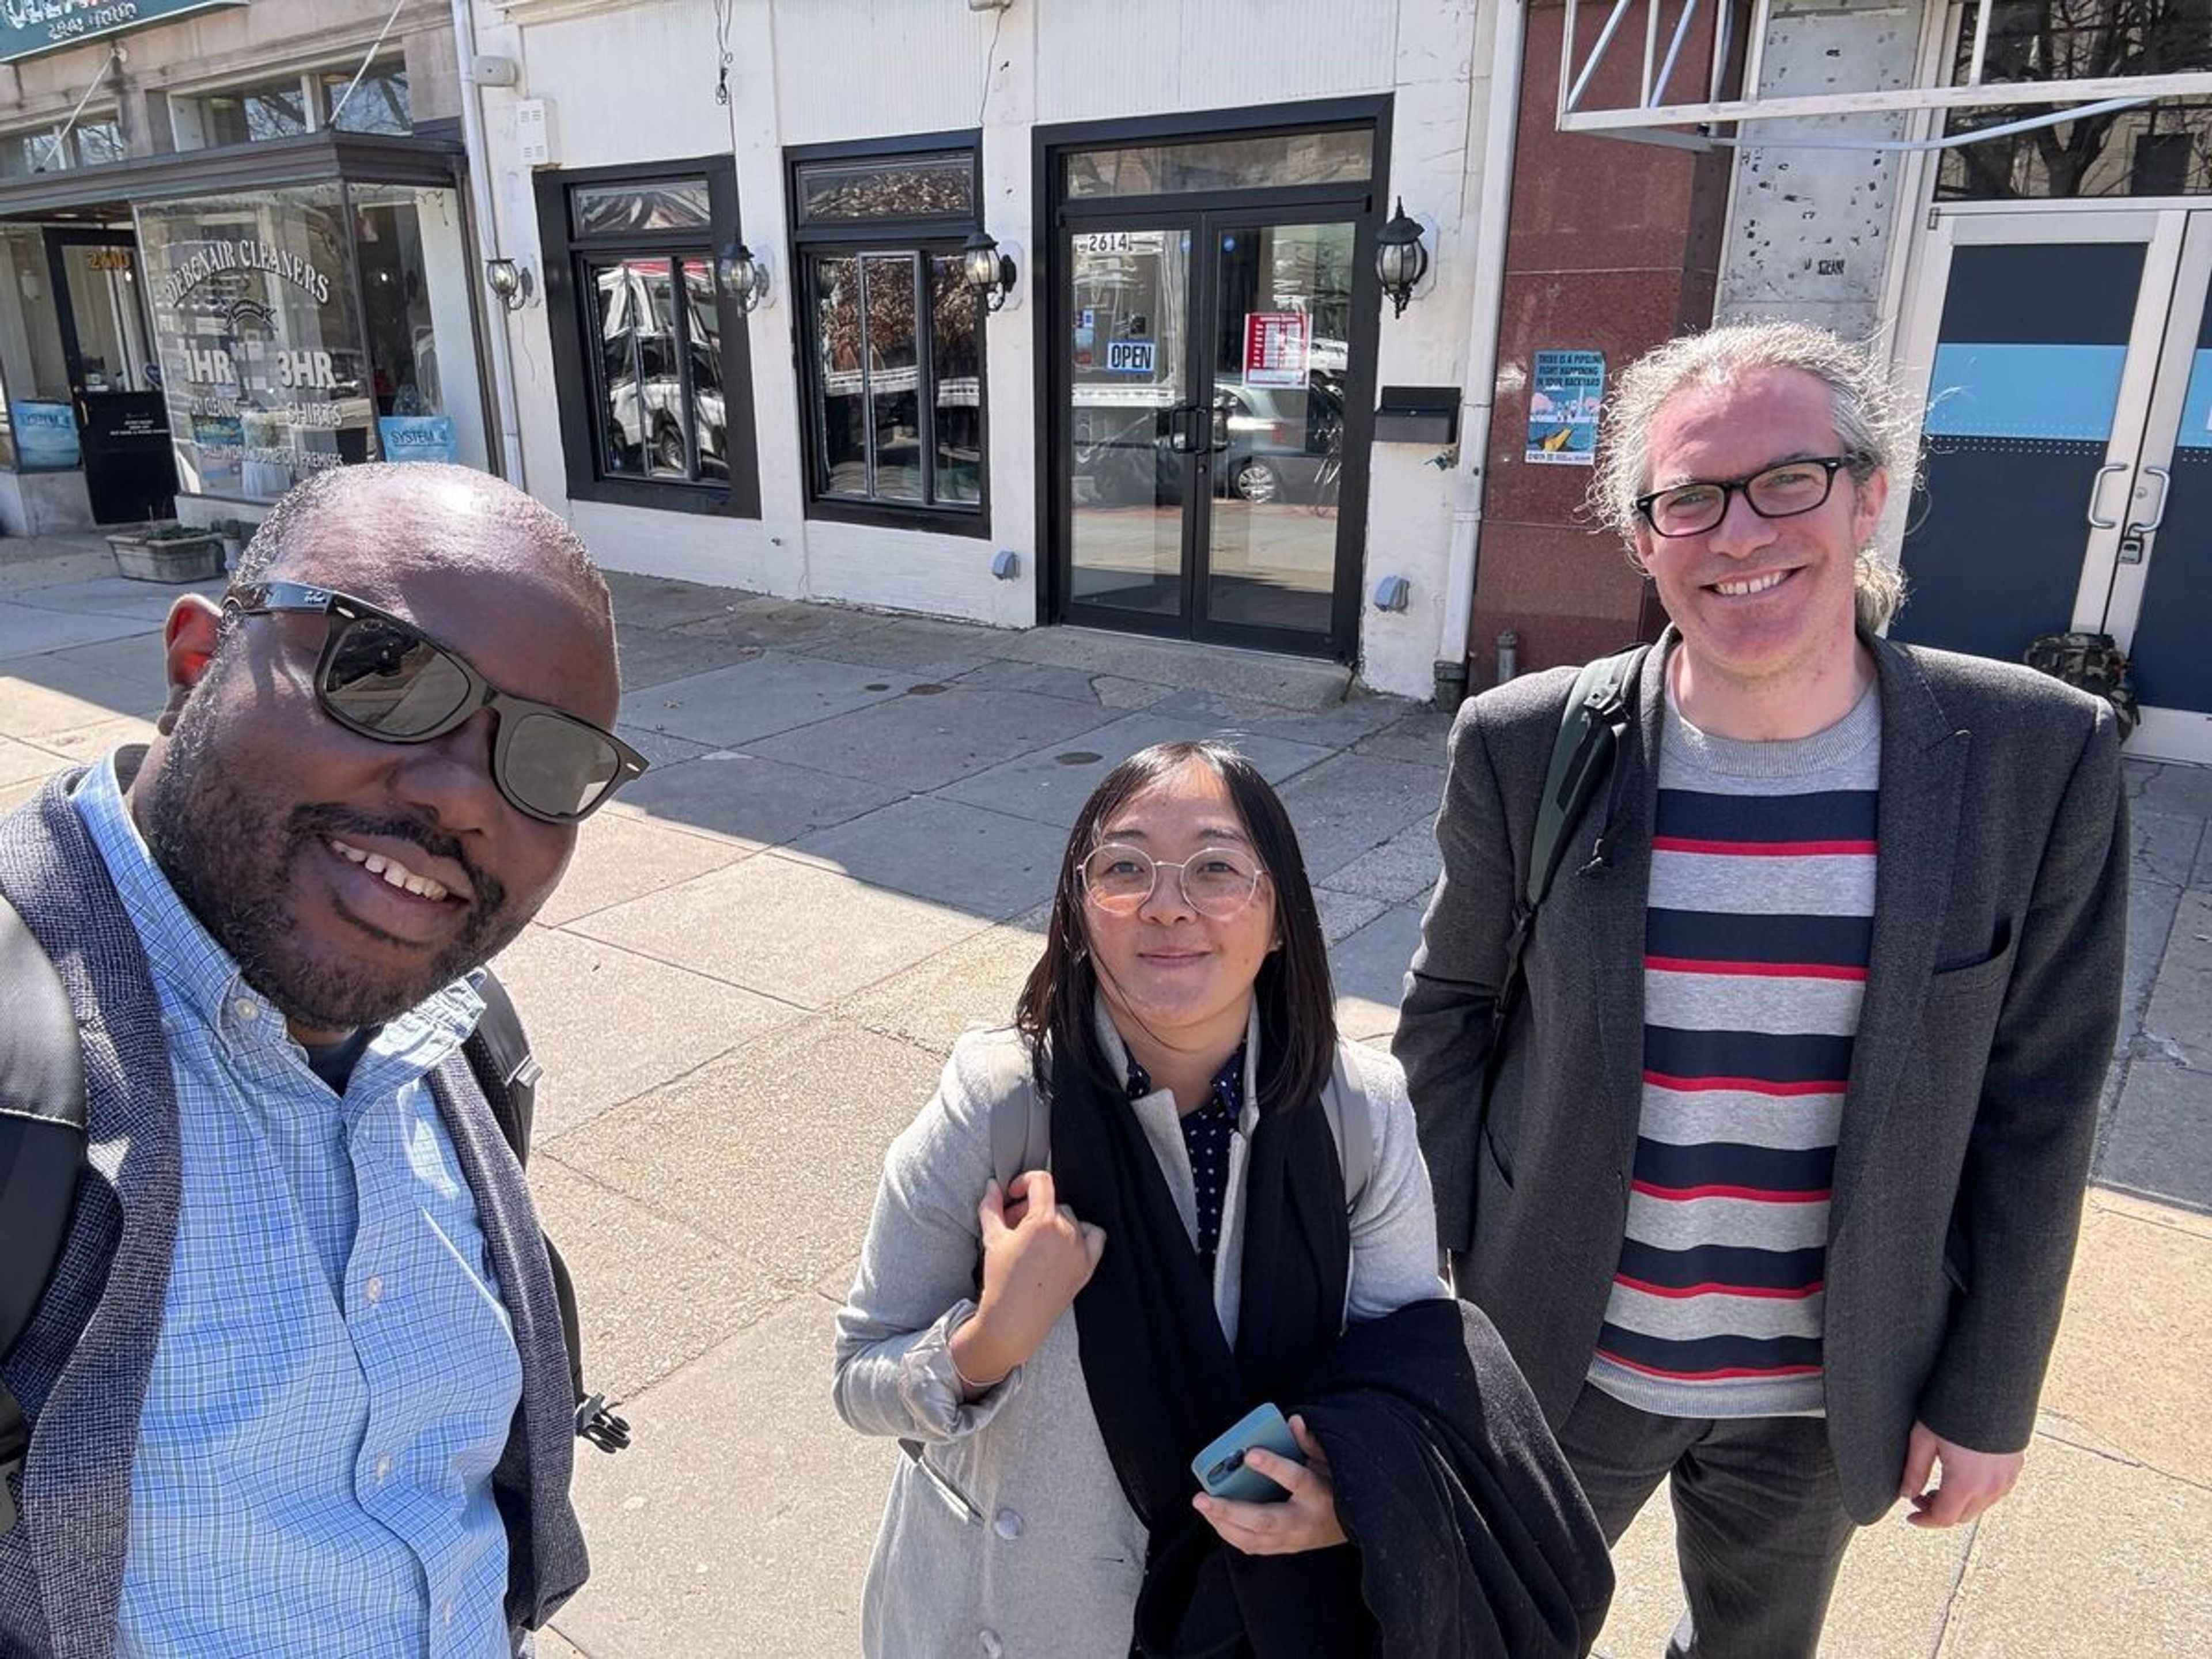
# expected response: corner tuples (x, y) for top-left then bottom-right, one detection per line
(442, 1602), (454, 1627)
(365, 1276), (383, 1304)
(375, 1455), (391, 1484)
(979, 1632), (1003, 1657)
(234, 1000), (259, 1021)
(994, 1508), (1023, 1540)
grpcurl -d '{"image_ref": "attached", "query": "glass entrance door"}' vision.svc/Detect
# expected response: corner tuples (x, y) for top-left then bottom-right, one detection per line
(46, 228), (176, 524)
(1048, 118), (1379, 660)
(1897, 206), (2212, 762)
(1059, 212), (1360, 652)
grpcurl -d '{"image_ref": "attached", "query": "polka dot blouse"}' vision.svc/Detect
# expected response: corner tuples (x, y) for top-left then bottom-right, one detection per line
(1126, 1045), (1247, 1278)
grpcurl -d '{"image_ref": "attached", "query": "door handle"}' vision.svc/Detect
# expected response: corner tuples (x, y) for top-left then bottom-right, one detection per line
(2086, 460), (2128, 529)
(1209, 396), (1234, 453)
(2130, 464), (2172, 534)
(1165, 404), (1194, 453)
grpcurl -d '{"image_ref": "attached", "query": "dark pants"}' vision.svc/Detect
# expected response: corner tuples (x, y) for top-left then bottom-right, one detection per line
(1556, 1384), (1859, 1659)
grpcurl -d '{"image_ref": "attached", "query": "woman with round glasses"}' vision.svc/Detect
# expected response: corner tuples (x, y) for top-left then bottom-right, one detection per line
(831, 740), (1535, 1656)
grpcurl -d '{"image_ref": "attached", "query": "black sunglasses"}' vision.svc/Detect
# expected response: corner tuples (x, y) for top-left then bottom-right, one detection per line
(223, 579), (647, 824)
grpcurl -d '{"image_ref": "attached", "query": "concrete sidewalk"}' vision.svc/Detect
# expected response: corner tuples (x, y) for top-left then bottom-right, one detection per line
(2, 537), (2206, 1657)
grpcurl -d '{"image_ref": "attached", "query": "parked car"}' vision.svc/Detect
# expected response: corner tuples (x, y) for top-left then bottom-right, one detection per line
(1072, 377), (1343, 507)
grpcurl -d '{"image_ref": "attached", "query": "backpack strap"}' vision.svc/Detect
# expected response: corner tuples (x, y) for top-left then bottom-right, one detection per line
(1319, 1048), (1373, 1213)
(0, 893), (89, 1533)
(461, 969), (630, 1455)
(1487, 646), (1649, 1070)
(985, 1049), (1049, 1195)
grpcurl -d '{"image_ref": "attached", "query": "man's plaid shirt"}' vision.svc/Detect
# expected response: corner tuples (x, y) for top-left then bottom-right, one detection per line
(75, 756), (522, 1658)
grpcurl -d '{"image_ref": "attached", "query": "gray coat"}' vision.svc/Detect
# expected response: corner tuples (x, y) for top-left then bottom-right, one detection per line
(0, 768), (589, 1657)
(832, 1018), (1447, 1659)
(1394, 634), (2128, 1525)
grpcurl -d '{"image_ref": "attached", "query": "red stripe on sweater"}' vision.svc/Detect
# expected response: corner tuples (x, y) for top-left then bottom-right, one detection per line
(1613, 1274), (1827, 1301)
(1645, 955), (1868, 982)
(1630, 1180), (1832, 1204)
(1652, 836), (1878, 857)
(1642, 1071), (1846, 1097)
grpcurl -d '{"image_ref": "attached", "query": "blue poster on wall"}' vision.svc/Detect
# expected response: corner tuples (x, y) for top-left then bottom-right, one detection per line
(10, 401), (80, 471)
(378, 415), (459, 465)
(1526, 350), (1605, 466)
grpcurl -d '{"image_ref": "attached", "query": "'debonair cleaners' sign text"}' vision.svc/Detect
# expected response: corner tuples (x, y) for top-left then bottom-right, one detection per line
(0, 0), (245, 66)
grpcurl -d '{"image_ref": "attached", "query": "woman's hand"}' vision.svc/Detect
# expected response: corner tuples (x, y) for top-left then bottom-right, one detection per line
(949, 1171), (1105, 1396)
(1192, 1415), (1346, 1555)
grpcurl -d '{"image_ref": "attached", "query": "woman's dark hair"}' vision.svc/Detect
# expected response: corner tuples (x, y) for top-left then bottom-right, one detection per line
(1014, 739), (1337, 1115)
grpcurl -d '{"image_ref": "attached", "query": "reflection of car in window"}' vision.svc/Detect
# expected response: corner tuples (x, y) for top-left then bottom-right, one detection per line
(595, 260), (728, 479)
(1073, 376), (1344, 507)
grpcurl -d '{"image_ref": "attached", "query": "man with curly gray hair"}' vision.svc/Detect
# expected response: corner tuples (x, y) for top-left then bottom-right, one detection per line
(1396, 321), (2128, 1656)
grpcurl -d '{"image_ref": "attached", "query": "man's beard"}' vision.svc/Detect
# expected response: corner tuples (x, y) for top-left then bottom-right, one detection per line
(141, 695), (512, 1032)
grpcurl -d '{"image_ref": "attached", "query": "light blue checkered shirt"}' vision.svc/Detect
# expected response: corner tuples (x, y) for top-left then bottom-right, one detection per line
(73, 757), (524, 1658)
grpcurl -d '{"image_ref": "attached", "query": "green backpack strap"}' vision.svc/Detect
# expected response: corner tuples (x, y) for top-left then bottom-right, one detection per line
(0, 892), (89, 1533)
(462, 968), (630, 1455)
(1487, 645), (1650, 1066)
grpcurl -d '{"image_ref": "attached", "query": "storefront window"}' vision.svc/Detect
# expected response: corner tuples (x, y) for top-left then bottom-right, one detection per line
(791, 135), (987, 527)
(137, 181), (486, 503)
(535, 154), (761, 516)
(809, 251), (979, 506)
(350, 184), (489, 472)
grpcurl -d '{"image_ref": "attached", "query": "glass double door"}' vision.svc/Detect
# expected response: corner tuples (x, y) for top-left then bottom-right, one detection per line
(1899, 205), (2212, 763)
(1059, 210), (1362, 655)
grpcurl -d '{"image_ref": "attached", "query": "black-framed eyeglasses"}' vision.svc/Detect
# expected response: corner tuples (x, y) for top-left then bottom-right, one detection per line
(1078, 842), (1268, 920)
(224, 579), (647, 824)
(1634, 456), (1861, 539)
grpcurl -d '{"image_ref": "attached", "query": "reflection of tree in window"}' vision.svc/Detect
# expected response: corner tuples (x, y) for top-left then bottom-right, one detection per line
(324, 65), (411, 136)
(796, 144), (987, 514)
(1940, 0), (2212, 197)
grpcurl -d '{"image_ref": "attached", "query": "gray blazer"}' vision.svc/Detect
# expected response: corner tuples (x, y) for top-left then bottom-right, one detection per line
(1394, 634), (2128, 1524)
(0, 768), (589, 1658)
(832, 1020), (1447, 1659)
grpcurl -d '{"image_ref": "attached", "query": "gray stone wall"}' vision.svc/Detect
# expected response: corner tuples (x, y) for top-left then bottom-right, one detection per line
(1714, 0), (1924, 344)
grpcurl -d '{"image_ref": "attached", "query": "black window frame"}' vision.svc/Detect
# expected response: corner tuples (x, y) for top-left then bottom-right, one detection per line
(787, 128), (990, 537)
(536, 154), (761, 518)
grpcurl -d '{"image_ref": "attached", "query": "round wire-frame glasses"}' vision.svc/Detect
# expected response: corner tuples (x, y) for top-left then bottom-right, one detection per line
(1078, 842), (1268, 919)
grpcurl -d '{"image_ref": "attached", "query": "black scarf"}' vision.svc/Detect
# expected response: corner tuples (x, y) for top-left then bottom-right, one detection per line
(1047, 1035), (1370, 1657)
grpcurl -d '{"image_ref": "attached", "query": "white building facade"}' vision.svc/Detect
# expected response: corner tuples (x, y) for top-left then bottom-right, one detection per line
(470, 0), (1502, 700)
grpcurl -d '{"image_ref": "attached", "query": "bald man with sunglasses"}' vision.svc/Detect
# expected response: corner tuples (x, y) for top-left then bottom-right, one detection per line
(0, 464), (641, 1658)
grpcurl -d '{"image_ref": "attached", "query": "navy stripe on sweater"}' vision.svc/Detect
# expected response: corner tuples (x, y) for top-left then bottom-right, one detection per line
(1615, 1237), (1828, 1297)
(1596, 1324), (1825, 1381)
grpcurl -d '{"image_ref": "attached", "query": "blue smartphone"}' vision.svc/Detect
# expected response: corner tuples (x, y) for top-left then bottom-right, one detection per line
(1191, 1402), (1305, 1503)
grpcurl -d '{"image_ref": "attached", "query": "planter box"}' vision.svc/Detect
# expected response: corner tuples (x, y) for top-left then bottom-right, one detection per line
(108, 531), (224, 584)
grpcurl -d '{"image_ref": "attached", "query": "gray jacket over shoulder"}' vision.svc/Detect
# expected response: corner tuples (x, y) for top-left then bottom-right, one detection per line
(1394, 633), (2128, 1524)
(833, 1017), (1448, 1659)
(0, 769), (588, 1659)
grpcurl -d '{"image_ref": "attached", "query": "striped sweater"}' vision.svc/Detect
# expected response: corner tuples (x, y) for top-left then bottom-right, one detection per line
(1588, 679), (1880, 1420)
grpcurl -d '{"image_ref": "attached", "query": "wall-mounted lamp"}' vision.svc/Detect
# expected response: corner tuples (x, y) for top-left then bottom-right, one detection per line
(717, 240), (772, 312)
(484, 257), (534, 312)
(963, 230), (1018, 312)
(1375, 198), (1430, 319)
